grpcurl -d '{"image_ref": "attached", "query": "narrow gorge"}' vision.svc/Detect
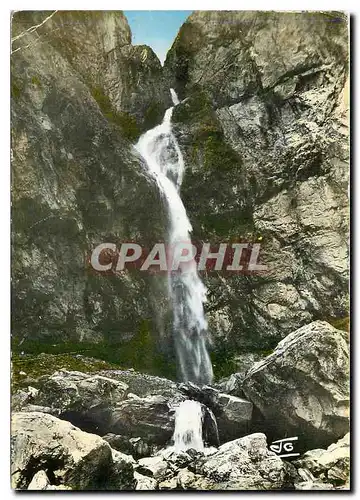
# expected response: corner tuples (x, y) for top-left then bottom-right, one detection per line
(11, 10), (349, 491)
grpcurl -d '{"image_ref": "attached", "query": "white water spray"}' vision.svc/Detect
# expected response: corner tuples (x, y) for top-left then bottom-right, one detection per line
(135, 89), (213, 385)
(173, 400), (204, 452)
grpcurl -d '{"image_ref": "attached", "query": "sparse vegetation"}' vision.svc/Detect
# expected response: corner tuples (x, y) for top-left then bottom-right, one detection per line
(11, 79), (21, 100)
(31, 75), (42, 87)
(12, 320), (177, 390)
(90, 86), (140, 141)
(328, 316), (350, 333)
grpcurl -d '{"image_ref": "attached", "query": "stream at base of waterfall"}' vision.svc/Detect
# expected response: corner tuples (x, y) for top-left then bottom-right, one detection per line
(173, 400), (204, 452)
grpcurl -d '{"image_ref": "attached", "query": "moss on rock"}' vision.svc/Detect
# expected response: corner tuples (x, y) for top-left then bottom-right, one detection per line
(90, 86), (140, 141)
(173, 90), (250, 242)
(327, 316), (350, 333)
(12, 321), (177, 389)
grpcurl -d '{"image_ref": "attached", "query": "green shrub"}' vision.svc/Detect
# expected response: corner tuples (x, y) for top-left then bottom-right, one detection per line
(173, 89), (214, 125)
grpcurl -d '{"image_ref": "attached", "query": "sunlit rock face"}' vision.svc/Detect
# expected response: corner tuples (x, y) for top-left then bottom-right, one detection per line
(11, 11), (172, 371)
(12, 11), (171, 137)
(164, 11), (349, 357)
(242, 320), (349, 451)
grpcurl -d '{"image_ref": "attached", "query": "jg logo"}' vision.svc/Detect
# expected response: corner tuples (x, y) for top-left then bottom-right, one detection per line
(269, 436), (300, 459)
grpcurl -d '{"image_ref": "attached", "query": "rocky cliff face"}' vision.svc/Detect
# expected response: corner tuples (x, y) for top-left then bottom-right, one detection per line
(164, 11), (349, 361)
(11, 11), (173, 373)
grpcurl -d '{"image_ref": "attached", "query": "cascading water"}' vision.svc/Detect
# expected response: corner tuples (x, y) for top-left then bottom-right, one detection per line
(135, 89), (213, 385)
(173, 400), (204, 452)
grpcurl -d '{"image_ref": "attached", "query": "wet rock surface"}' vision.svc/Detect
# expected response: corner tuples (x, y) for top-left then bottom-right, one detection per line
(11, 412), (135, 490)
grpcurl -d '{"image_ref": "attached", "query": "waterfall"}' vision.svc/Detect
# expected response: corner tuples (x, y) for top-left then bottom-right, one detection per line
(173, 400), (204, 452)
(135, 89), (213, 385)
(170, 88), (180, 105)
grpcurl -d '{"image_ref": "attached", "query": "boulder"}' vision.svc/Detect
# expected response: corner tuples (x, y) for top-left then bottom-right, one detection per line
(243, 321), (349, 450)
(179, 383), (219, 407)
(15, 369), (231, 451)
(134, 471), (158, 490)
(136, 455), (170, 481)
(156, 449), (214, 490)
(158, 433), (290, 490)
(12, 386), (39, 412)
(103, 433), (160, 459)
(177, 468), (203, 489)
(215, 393), (253, 442)
(111, 447), (136, 467)
(15, 370), (128, 435)
(109, 394), (184, 445)
(293, 433), (350, 490)
(11, 412), (135, 490)
(179, 383), (252, 442)
(215, 373), (244, 398)
(13, 369), (191, 445)
(27, 470), (50, 490)
(195, 433), (289, 490)
(98, 369), (179, 397)
(158, 475), (180, 490)
(159, 468), (207, 490)
(103, 432), (133, 454)
(161, 449), (199, 468)
(215, 353), (266, 396)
